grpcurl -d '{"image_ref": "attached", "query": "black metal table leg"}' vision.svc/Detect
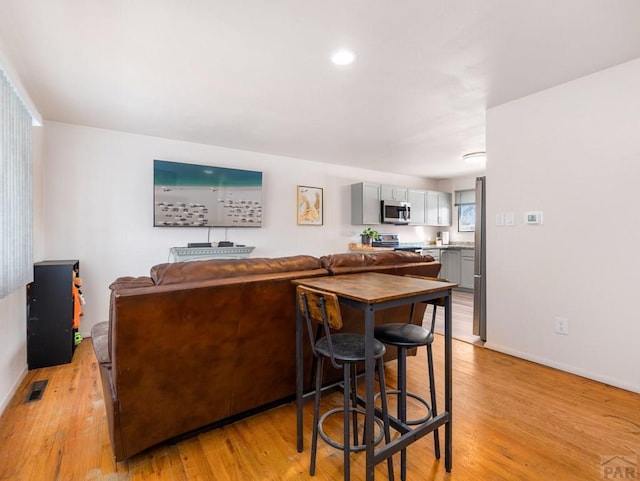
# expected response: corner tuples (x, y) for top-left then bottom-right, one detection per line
(296, 304), (304, 452)
(364, 305), (376, 481)
(445, 292), (453, 472)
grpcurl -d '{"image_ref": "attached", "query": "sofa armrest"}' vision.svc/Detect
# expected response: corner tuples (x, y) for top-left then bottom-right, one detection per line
(91, 321), (111, 365)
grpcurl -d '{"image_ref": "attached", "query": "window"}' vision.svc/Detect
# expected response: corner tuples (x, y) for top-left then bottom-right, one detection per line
(458, 204), (475, 232)
(454, 189), (476, 232)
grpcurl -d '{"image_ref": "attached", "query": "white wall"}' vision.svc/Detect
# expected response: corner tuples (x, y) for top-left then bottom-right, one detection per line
(0, 289), (28, 412)
(41, 121), (438, 338)
(486, 58), (640, 393)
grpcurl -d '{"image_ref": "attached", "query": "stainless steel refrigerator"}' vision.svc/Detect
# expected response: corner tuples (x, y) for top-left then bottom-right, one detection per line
(473, 176), (487, 340)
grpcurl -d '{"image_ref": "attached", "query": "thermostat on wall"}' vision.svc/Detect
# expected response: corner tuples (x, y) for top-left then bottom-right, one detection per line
(525, 211), (543, 225)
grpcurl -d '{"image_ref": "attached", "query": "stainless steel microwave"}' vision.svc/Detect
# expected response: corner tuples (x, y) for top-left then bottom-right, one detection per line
(381, 200), (411, 224)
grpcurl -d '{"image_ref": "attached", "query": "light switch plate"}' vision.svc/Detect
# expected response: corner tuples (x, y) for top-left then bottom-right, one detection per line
(504, 212), (515, 226)
(495, 213), (504, 226)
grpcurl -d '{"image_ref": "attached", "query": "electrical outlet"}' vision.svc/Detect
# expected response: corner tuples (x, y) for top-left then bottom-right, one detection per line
(554, 317), (569, 335)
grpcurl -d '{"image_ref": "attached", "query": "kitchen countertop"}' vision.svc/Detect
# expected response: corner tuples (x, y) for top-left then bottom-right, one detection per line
(348, 242), (473, 252)
(421, 244), (474, 250)
(348, 243), (394, 252)
(399, 241), (474, 249)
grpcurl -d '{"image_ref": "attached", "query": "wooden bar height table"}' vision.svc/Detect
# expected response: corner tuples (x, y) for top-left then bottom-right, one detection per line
(293, 272), (457, 480)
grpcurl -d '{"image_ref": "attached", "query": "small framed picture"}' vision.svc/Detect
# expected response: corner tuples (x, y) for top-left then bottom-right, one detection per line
(297, 186), (323, 225)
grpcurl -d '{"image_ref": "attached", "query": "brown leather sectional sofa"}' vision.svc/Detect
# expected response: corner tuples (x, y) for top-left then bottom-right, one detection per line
(91, 251), (441, 461)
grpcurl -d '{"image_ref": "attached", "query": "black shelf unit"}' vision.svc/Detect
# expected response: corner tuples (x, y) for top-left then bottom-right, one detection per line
(26, 260), (79, 369)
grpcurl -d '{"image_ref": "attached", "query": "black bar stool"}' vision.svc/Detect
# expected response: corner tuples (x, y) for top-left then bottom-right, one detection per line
(373, 276), (445, 480)
(297, 286), (394, 481)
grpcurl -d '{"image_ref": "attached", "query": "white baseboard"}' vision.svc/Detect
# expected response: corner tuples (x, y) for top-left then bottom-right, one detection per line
(0, 366), (28, 416)
(484, 342), (640, 394)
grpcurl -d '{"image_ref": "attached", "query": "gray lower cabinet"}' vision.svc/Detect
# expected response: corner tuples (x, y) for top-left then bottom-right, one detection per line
(440, 248), (475, 290)
(460, 249), (475, 289)
(441, 249), (460, 285)
(422, 248), (440, 263)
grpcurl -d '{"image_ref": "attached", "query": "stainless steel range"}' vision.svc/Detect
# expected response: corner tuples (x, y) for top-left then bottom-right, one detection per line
(371, 233), (400, 247)
(372, 233), (423, 253)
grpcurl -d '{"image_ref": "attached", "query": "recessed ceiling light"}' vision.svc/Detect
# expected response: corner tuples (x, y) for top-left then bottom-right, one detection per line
(462, 152), (486, 164)
(331, 48), (357, 66)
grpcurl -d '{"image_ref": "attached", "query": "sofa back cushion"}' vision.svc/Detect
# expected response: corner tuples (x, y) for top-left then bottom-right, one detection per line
(320, 251), (437, 275)
(150, 255), (322, 286)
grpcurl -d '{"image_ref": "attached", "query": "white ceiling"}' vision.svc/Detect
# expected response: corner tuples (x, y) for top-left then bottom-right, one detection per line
(2, 1), (640, 179)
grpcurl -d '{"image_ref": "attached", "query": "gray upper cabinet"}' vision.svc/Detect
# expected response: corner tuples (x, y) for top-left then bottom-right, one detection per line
(380, 185), (408, 202)
(408, 189), (427, 225)
(352, 182), (451, 226)
(351, 182), (381, 225)
(426, 191), (452, 226)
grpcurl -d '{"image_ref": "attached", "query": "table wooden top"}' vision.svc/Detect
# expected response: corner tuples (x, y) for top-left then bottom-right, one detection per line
(292, 272), (457, 304)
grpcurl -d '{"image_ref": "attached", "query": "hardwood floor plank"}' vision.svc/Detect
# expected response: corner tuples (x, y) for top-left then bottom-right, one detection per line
(432, 290), (481, 345)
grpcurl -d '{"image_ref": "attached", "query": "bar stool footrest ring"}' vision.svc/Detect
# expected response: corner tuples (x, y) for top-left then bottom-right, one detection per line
(374, 389), (433, 426)
(318, 407), (386, 452)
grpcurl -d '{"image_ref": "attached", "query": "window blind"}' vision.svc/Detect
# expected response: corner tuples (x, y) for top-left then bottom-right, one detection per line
(0, 68), (33, 298)
(454, 189), (475, 206)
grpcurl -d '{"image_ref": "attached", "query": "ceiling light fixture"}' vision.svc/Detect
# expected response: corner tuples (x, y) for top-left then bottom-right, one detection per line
(462, 152), (486, 164)
(331, 48), (357, 66)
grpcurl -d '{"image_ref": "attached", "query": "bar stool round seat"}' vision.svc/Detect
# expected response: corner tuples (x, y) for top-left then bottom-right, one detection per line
(373, 323), (435, 427)
(316, 333), (386, 361)
(374, 323), (433, 348)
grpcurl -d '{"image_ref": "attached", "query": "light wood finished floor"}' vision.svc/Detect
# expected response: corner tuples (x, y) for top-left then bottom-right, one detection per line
(432, 290), (481, 345)
(1, 318), (638, 479)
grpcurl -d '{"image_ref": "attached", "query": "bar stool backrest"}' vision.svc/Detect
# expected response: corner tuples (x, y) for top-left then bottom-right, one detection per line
(297, 285), (344, 369)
